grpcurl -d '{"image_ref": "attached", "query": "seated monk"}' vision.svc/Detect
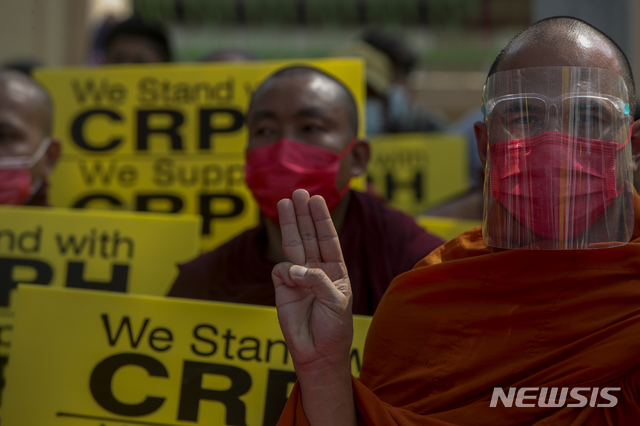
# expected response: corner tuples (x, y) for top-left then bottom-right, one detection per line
(272, 17), (640, 425)
(0, 70), (61, 206)
(168, 66), (444, 315)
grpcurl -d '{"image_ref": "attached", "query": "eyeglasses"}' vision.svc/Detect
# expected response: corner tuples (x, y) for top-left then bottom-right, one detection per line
(483, 93), (630, 139)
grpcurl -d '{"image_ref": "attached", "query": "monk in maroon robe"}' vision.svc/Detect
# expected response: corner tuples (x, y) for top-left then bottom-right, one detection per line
(168, 66), (443, 315)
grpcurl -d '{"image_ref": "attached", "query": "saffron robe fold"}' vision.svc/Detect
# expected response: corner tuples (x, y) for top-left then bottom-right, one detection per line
(278, 193), (640, 425)
(168, 190), (444, 315)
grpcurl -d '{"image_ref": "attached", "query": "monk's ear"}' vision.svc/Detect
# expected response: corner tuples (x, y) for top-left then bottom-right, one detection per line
(349, 139), (370, 177)
(473, 121), (488, 167)
(42, 137), (61, 177)
(631, 119), (640, 171)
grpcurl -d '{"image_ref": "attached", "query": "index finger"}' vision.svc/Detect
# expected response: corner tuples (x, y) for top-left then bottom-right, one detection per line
(278, 198), (306, 265)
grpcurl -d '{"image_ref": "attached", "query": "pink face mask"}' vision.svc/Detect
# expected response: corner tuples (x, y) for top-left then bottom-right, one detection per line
(489, 130), (627, 240)
(245, 138), (357, 224)
(0, 137), (51, 205)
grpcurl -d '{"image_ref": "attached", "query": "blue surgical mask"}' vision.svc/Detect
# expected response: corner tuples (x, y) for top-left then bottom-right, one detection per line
(387, 83), (410, 124)
(366, 98), (386, 136)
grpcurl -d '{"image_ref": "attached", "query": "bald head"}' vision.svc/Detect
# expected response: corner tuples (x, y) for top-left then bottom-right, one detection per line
(0, 69), (60, 202)
(249, 66), (359, 139)
(489, 17), (635, 115)
(0, 70), (53, 134)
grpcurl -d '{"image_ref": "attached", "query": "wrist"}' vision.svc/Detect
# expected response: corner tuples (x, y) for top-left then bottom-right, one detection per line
(295, 355), (352, 387)
(296, 357), (356, 426)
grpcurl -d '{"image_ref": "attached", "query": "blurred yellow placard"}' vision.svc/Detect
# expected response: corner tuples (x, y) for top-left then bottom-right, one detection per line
(367, 133), (469, 215)
(4, 285), (372, 426)
(0, 206), (200, 413)
(416, 215), (481, 242)
(34, 59), (365, 252)
(0, 206), (200, 309)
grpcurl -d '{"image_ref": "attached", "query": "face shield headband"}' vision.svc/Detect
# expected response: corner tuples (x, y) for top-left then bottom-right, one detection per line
(480, 66), (634, 250)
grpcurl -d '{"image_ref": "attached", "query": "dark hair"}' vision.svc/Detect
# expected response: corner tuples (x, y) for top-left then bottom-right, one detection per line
(249, 66), (359, 138)
(361, 29), (417, 77)
(2, 59), (43, 77)
(200, 48), (259, 62)
(104, 16), (172, 62)
(488, 16), (636, 115)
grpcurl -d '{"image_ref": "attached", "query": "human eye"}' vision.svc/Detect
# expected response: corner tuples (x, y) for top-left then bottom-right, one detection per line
(253, 125), (277, 137)
(507, 105), (544, 126)
(302, 122), (326, 133)
(572, 100), (615, 128)
(0, 126), (17, 143)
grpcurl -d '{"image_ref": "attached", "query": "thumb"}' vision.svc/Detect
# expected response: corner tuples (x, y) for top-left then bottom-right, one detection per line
(289, 265), (351, 309)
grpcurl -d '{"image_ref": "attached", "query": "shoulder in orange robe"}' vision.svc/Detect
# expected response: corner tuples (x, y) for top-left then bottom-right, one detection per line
(278, 193), (640, 425)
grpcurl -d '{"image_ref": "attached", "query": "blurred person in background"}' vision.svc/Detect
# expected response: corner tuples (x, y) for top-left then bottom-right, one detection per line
(422, 106), (486, 221)
(2, 59), (43, 77)
(200, 47), (259, 62)
(87, 15), (119, 65)
(0, 70), (60, 206)
(337, 30), (448, 136)
(167, 65), (444, 315)
(102, 16), (172, 64)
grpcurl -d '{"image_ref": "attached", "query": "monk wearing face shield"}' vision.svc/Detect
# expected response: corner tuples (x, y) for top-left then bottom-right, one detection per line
(273, 17), (640, 425)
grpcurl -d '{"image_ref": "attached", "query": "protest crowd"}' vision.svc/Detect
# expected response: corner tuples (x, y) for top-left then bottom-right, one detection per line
(0, 1), (639, 425)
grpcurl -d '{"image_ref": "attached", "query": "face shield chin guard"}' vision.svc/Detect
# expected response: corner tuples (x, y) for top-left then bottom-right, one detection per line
(481, 66), (634, 250)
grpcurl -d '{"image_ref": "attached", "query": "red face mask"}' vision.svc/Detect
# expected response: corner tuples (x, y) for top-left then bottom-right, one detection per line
(489, 130), (626, 240)
(0, 168), (33, 205)
(0, 137), (51, 205)
(245, 138), (357, 224)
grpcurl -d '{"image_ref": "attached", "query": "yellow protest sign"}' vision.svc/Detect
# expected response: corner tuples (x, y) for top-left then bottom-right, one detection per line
(416, 215), (481, 242)
(367, 133), (470, 216)
(0, 206), (200, 307)
(4, 285), (372, 426)
(0, 206), (200, 413)
(34, 59), (365, 252)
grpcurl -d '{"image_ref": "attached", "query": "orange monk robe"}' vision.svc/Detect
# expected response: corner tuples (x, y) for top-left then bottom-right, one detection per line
(279, 193), (640, 425)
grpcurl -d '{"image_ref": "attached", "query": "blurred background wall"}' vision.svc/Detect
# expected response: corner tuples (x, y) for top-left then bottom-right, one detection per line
(0, 0), (638, 122)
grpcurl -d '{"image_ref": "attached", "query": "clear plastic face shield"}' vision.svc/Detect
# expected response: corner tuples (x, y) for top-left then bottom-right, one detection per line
(481, 67), (634, 249)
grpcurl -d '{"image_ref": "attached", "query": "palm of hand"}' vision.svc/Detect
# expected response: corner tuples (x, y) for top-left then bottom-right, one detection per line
(271, 189), (354, 369)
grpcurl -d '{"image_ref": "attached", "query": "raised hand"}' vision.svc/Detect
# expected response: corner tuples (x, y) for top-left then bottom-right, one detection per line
(271, 189), (356, 425)
(271, 188), (354, 368)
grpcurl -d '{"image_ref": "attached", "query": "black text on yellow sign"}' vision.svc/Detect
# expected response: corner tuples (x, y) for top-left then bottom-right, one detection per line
(367, 133), (470, 216)
(0, 206), (200, 310)
(34, 59), (365, 251)
(0, 207), (200, 414)
(4, 286), (371, 426)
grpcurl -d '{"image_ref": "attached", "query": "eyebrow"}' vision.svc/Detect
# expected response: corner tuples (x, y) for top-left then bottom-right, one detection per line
(295, 106), (328, 120)
(249, 110), (277, 122)
(0, 121), (19, 131)
(505, 103), (542, 113)
(250, 106), (334, 122)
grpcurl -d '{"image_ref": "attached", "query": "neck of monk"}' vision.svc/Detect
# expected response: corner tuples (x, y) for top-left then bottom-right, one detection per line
(264, 191), (351, 263)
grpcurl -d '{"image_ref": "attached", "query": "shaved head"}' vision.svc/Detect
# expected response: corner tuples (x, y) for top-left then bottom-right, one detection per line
(488, 17), (635, 115)
(249, 66), (359, 138)
(0, 69), (53, 134)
